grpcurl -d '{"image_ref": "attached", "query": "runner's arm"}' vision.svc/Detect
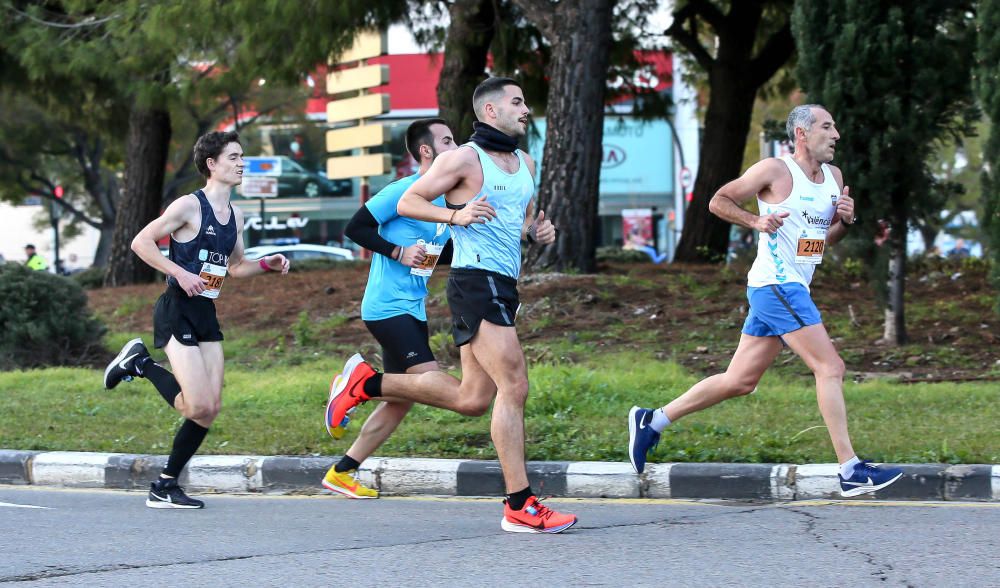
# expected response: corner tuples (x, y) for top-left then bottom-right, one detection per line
(826, 166), (853, 246)
(345, 206), (398, 259)
(710, 159), (787, 233)
(130, 195), (201, 281)
(399, 149), (493, 225)
(228, 207), (289, 277)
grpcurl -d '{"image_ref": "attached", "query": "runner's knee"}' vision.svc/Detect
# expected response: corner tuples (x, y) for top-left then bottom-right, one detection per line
(725, 374), (760, 397)
(457, 396), (492, 417)
(496, 379), (529, 404)
(813, 357), (845, 380)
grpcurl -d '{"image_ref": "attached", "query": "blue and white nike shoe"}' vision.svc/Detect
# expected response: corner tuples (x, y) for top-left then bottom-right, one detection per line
(628, 406), (661, 474)
(839, 461), (904, 497)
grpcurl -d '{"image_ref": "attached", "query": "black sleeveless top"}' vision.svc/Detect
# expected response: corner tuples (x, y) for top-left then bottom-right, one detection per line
(166, 190), (238, 291)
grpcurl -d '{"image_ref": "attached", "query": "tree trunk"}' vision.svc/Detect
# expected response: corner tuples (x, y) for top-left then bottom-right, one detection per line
(674, 75), (758, 262)
(882, 207), (908, 344)
(93, 223), (114, 268)
(669, 1), (794, 263)
(515, 0), (614, 273)
(436, 0), (495, 144)
(104, 105), (171, 286)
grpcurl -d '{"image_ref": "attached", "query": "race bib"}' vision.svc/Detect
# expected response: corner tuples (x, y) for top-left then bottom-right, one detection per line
(197, 262), (227, 299)
(795, 228), (827, 264)
(410, 240), (444, 278)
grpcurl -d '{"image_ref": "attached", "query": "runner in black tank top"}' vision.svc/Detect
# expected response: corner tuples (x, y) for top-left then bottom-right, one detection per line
(102, 131), (290, 509)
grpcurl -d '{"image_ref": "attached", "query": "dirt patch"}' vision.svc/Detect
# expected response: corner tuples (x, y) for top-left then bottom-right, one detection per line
(87, 260), (1000, 380)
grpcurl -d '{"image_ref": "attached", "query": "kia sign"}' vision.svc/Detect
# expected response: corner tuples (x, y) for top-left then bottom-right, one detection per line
(530, 118), (672, 196)
(602, 144), (627, 169)
(244, 157), (282, 176)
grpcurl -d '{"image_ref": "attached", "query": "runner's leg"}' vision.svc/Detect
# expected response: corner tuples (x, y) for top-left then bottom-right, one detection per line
(781, 323), (855, 463)
(663, 334), (782, 421)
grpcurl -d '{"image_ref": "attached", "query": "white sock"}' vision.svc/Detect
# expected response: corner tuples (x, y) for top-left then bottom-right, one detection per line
(650, 408), (671, 433)
(840, 456), (861, 479)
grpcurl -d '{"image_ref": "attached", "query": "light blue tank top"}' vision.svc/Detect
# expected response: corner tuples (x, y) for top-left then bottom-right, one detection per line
(449, 143), (534, 279)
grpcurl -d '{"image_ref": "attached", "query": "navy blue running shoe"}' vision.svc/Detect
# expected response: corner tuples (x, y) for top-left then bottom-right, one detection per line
(839, 460), (904, 497)
(628, 406), (661, 474)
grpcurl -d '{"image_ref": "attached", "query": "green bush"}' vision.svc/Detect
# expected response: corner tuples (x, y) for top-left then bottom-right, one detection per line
(595, 246), (649, 263)
(71, 266), (106, 290)
(0, 264), (107, 369)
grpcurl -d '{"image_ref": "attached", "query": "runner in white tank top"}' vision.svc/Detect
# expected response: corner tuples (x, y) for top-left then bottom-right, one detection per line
(746, 155), (840, 290)
(628, 105), (904, 498)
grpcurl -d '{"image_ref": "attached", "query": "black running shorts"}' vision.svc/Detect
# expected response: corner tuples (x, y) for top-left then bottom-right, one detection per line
(153, 287), (224, 349)
(364, 314), (435, 373)
(446, 268), (520, 347)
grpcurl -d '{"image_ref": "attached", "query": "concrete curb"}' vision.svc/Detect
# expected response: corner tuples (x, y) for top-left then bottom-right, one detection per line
(1, 450), (998, 501)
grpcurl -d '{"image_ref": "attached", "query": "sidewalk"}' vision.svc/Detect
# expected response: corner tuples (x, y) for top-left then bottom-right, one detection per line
(2, 450), (998, 501)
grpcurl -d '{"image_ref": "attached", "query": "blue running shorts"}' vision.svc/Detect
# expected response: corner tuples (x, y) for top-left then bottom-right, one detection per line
(742, 283), (822, 337)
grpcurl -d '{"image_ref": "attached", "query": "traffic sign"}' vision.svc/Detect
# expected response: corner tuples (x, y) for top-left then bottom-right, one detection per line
(327, 64), (389, 94)
(244, 157), (282, 176)
(239, 176), (278, 198)
(326, 125), (391, 152)
(327, 154), (391, 179)
(679, 166), (693, 191)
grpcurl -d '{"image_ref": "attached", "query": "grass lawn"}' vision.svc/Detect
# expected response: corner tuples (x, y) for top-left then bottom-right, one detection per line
(2, 350), (997, 465)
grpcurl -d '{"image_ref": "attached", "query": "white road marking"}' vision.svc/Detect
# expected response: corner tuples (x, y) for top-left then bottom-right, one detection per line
(0, 501), (51, 509)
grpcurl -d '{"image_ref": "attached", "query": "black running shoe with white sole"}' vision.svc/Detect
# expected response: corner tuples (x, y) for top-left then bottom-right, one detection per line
(146, 478), (204, 509)
(104, 338), (150, 389)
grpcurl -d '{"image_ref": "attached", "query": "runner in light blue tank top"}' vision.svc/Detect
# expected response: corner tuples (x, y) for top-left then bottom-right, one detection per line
(448, 142), (534, 279)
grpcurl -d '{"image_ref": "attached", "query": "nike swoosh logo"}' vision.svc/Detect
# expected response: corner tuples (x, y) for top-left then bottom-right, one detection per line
(842, 476), (874, 487)
(638, 418), (648, 430)
(119, 353), (139, 370)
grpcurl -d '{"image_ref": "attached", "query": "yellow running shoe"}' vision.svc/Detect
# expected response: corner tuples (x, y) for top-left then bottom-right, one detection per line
(322, 466), (378, 499)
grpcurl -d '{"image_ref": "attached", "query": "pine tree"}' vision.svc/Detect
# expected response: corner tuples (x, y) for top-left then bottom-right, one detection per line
(794, 0), (977, 344)
(977, 0), (1000, 308)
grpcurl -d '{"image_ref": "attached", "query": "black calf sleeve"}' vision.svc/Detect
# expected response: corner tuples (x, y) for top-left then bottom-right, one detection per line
(162, 419), (209, 478)
(142, 361), (182, 407)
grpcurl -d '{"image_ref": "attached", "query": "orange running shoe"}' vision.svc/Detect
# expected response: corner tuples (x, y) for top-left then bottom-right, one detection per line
(501, 496), (577, 534)
(326, 353), (375, 432)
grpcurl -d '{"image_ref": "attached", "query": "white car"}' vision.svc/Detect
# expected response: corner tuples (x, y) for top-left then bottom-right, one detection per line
(243, 244), (354, 262)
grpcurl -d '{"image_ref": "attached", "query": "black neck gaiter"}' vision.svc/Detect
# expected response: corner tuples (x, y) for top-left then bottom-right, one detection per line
(469, 122), (519, 153)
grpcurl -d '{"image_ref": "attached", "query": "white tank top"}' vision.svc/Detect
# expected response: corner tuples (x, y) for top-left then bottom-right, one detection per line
(747, 155), (839, 290)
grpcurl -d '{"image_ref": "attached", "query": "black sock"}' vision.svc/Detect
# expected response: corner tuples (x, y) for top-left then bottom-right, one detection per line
(363, 372), (383, 398)
(162, 419), (209, 478)
(506, 486), (534, 511)
(335, 455), (362, 473)
(142, 361), (182, 407)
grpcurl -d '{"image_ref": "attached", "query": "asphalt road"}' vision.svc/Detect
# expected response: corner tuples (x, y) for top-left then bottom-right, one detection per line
(2, 487), (999, 587)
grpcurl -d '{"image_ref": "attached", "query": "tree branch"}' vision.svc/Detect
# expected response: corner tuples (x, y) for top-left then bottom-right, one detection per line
(671, 0), (726, 32)
(510, 0), (555, 38)
(666, 17), (714, 71)
(748, 20), (794, 89)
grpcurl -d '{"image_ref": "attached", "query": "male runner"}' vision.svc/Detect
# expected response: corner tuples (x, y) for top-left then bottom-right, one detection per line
(325, 77), (577, 533)
(321, 118), (465, 499)
(103, 131), (289, 509)
(628, 105), (903, 497)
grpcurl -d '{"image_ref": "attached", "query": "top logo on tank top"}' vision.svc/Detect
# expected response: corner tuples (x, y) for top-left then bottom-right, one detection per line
(198, 249), (229, 265)
(831, 194), (839, 205)
(206, 225), (216, 236)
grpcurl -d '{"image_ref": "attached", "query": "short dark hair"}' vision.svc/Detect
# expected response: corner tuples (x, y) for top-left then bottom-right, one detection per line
(24, 244), (35, 250)
(193, 131), (241, 178)
(405, 118), (449, 161)
(472, 77), (521, 119)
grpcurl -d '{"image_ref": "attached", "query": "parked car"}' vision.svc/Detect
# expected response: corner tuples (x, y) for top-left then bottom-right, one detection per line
(243, 243), (354, 262)
(273, 157), (350, 198)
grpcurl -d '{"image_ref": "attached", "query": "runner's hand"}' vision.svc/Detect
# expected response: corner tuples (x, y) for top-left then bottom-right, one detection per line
(173, 269), (208, 297)
(836, 186), (855, 224)
(756, 211), (790, 234)
(399, 243), (427, 267)
(531, 210), (556, 244)
(452, 195), (496, 226)
(262, 254), (290, 275)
